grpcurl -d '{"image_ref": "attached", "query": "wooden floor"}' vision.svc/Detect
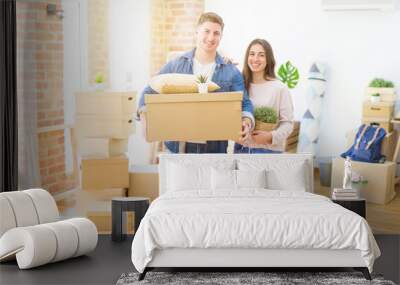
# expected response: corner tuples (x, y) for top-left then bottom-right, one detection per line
(313, 170), (400, 234)
(57, 171), (400, 235)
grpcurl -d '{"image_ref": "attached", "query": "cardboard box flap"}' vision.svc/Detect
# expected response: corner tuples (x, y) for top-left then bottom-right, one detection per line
(145, 92), (243, 104)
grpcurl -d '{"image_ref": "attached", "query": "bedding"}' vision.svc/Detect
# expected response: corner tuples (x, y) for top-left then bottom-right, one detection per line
(131, 190), (380, 273)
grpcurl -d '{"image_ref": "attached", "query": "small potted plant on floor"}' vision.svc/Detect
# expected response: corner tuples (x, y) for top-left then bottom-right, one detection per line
(254, 106), (278, 131)
(196, 74), (208, 94)
(366, 78), (395, 102)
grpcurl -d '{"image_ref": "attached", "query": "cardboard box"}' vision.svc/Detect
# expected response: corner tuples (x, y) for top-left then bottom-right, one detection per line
(365, 87), (396, 102)
(346, 129), (397, 161)
(331, 157), (396, 204)
(129, 165), (159, 201)
(75, 91), (136, 115)
(78, 137), (128, 158)
(362, 101), (394, 120)
(81, 156), (129, 190)
(361, 118), (393, 133)
(145, 92), (243, 141)
(87, 211), (134, 234)
(76, 113), (134, 139)
(84, 188), (127, 201)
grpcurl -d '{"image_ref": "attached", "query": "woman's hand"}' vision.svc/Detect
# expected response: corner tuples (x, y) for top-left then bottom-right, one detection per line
(237, 120), (251, 146)
(251, 130), (273, 145)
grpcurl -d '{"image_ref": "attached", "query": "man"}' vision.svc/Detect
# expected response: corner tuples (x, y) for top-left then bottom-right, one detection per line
(137, 12), (254, 153)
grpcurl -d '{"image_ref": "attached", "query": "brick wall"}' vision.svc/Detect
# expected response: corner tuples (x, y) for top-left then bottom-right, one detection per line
(16, 0), (77, 194)
(150, 0), (204, 75)
(88, 0), (109, 85)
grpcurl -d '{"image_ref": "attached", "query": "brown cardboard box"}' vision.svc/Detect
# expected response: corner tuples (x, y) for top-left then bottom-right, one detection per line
(346, 129), (397, 161)
(81, 156), (129, 190)
(331, 157), (396, 204)
(87, 211), (134, 234)
(84, 188), (127, 201)
(76, 113), (134, 139)
(362, 101), (394, 120)
(75, 91), (136, 115)
(78, 137), (128, 158)
(145, 92), (243, 142)
(361, 118), (393, 133)
(129, 165), (159, 201)
(365, 87), (396, 102)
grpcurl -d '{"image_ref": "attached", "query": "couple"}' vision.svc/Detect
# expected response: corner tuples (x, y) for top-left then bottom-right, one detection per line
(138, 12), (294, 154)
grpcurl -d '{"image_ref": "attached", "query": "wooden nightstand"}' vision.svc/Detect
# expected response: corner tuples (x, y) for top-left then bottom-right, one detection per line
(332, 198), (366, 218)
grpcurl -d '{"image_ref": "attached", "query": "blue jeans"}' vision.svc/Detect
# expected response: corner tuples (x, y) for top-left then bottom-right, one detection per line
(184, 141), (228, 154)
(234, 143), (282, 154)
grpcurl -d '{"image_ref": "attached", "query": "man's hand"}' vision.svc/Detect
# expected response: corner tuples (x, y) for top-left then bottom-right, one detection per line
(251, 130), (272, 145)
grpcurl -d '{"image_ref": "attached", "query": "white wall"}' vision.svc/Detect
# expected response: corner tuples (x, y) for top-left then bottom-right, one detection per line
(109, 0), (152, 164)
(206, 0), (400, 157)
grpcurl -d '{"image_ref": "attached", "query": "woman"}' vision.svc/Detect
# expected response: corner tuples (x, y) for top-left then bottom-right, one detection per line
(235, 39), (294, 154)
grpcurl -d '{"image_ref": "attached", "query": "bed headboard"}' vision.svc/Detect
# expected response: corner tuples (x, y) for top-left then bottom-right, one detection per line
(158, 153), (314, 195)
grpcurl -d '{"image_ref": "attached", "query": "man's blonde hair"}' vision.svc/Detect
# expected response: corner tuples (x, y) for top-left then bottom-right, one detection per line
(197, 12), (224, 31)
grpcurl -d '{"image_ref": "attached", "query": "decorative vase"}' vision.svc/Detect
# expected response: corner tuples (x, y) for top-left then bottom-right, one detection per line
(197, 83), (208, 94)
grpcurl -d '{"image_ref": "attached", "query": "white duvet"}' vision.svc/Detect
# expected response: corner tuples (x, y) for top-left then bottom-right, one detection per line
(131, 190), (380, 273)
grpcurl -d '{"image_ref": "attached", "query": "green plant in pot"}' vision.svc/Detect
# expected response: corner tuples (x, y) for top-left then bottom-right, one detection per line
(196, 74), (208, 94)
(370, 92), (381, 103)
(254, 106), (278, 131)
(94, 73), (105, 91)
(367, 78), (395, 102)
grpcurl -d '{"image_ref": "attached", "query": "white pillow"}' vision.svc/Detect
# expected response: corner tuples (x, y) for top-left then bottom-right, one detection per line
(167, 162), (210, 191)
(237, 159), (308, 191)
(266, 162), (306, 191)
(211, 168), (236, 190)
(236, 169), (267, 189)
(149, 73), (220, 94)
(166, 159), (236, 192)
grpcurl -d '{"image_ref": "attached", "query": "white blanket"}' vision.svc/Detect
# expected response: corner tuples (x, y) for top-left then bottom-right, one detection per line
(131, 190), (380, 273)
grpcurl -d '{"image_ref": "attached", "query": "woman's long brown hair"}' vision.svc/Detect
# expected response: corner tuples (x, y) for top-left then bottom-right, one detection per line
(242, 39), (276, 90)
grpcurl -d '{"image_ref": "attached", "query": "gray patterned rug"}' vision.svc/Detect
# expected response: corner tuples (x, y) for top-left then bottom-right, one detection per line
(116, 271), (396, 285)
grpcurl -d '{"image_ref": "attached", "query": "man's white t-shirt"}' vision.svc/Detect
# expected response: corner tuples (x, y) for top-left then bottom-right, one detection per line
(192, 58), (216, 82)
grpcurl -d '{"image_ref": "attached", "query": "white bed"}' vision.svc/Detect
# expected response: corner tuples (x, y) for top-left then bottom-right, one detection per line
(131, 154), (380, 280)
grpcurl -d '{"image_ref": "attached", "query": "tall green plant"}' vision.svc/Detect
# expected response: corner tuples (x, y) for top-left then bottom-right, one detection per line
(278, 61), (299, 89)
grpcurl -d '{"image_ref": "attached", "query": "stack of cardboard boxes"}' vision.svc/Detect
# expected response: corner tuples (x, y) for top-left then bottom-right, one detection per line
(331, 89), (398, 205)
(75, 91), (136, 233)
(362, 101), (394, 133)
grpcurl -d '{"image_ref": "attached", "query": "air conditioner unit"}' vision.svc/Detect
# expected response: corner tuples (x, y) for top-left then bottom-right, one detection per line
(321, 0), (398, 11)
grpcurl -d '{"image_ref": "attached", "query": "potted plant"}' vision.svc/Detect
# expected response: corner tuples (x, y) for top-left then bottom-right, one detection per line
(370, 92), (381, 103)
(366, 78), (395, 102)
(196, 74), (208, 94)
(351, 172), (368, 198)
(254, 107), (278, 131)
(95, 73), (105, 91)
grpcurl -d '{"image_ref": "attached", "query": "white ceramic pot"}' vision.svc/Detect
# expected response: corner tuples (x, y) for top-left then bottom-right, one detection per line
(370, 95), (381, 103)
(197, 83), (208, 94)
